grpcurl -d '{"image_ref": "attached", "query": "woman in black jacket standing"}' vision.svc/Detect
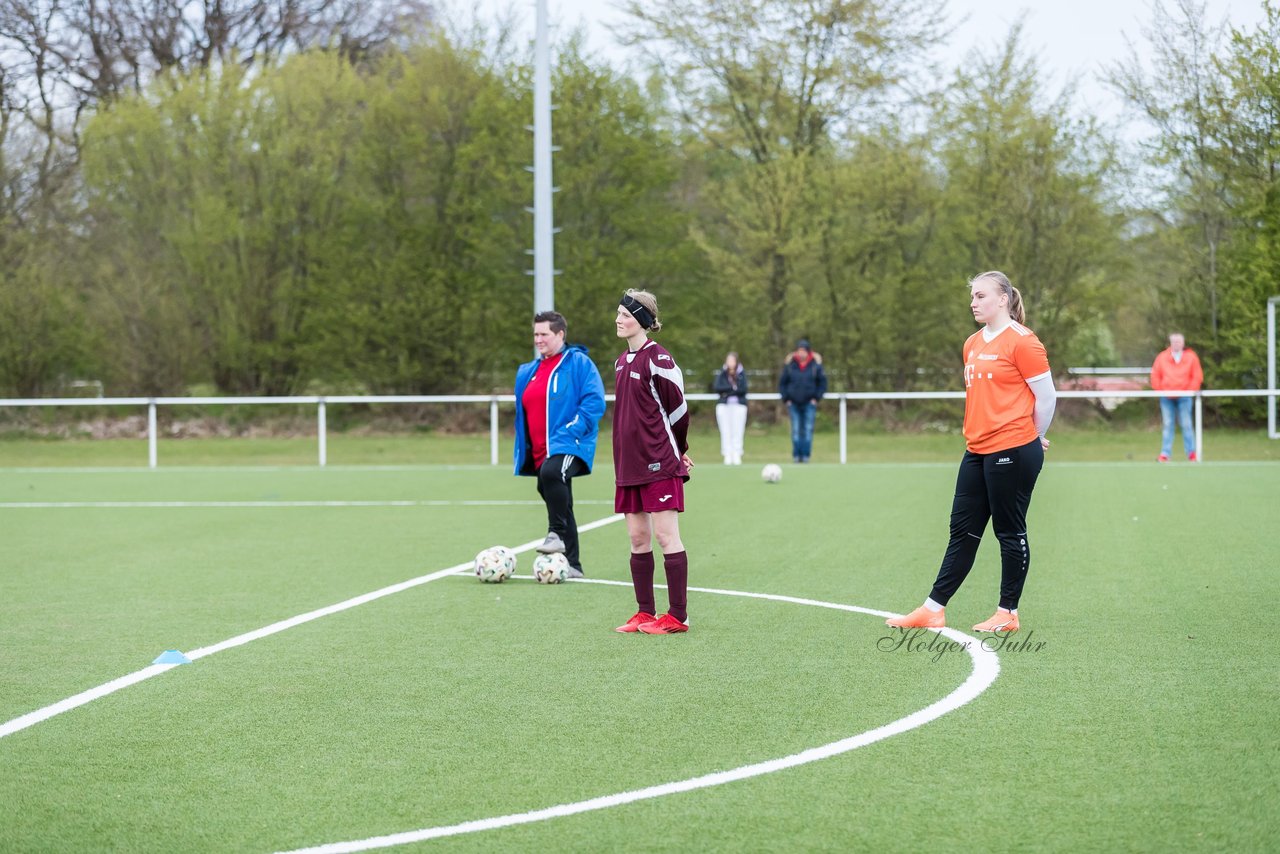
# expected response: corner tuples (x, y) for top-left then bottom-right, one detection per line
(714, 352), (749, 465)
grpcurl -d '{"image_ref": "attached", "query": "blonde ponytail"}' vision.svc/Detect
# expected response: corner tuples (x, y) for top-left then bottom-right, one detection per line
(1008, 285), (1025, 325)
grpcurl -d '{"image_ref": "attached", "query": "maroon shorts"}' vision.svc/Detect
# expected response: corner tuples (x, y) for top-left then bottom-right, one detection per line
(615, 478), (685, 513)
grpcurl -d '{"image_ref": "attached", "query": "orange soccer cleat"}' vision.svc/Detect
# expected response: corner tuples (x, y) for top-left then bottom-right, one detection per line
(885, 606), (945, 629)
(637, 613), (689, 634)
(615, 611), (657, 633)
(972, 609), (1020, 633)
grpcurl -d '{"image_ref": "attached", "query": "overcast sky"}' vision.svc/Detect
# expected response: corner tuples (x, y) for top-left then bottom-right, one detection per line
(473, 0), (1269, 124)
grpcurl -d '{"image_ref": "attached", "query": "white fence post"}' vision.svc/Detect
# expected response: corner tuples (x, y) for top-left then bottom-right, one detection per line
(839, 395), (847, 464)
(1194, 394), (1203, 462)
(147, 401), (157, 469)
(1269, 296), (1278, 439)
(490, 398), (500, 466)
(318, 399), (327, 467)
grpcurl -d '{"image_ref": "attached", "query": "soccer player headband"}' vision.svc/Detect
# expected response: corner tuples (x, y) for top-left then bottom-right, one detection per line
(620, 294), (655, 329)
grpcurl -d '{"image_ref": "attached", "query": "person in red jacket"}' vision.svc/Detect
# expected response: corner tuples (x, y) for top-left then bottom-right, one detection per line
(1150, 333), (1203, 462)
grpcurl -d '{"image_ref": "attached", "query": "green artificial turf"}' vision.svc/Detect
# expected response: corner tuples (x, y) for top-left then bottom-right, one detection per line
(1, 461), (1277, 851)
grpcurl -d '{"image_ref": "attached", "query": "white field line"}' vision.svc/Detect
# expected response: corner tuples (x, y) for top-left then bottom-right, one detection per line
(279, 581), (1000, 854)
(0, 500), (613, 509)
(0, 514), (623, 740)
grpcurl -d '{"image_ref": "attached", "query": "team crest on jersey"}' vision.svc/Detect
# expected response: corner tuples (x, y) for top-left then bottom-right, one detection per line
(648, 462), (661, 472)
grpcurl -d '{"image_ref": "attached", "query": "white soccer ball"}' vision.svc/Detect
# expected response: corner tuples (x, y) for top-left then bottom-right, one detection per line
(532, 552), (570, 584)
(761, 463), (783, 483)
(475, 546), (517, 583)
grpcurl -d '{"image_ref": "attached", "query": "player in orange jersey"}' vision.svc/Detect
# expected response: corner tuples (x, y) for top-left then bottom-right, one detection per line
(886, 271), (1057, 634)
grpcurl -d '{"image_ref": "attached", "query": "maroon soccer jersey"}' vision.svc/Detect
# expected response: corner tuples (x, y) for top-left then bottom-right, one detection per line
(612, 340), (690, 486)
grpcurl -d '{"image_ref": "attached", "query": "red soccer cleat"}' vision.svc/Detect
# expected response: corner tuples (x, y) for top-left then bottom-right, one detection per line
(637, 613), (689, 634)
(615, 611), (657, 633)
(1157, 453), (1170, 462)
(1187, 451), (1198, 462)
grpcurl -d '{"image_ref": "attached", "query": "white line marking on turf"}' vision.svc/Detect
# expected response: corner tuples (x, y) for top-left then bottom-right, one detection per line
(2, 525), (999, 853)
(0, 515), (624, 740)
(0, 499), (613, 509)
(279, 582), (1000, 854)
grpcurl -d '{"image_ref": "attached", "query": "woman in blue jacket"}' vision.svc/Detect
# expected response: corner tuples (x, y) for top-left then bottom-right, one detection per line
(513, 311), (606, 578)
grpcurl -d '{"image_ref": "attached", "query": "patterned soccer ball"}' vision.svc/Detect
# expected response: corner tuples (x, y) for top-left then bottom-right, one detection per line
(475, 546), (517, 583)
(532, 552), (570, 584)
(761, 463), (783, 483)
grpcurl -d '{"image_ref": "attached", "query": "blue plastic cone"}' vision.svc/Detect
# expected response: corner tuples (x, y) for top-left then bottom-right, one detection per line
(153, 649), (192, 665)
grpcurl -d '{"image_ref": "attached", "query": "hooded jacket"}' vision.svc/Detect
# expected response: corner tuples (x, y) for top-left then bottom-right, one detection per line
(778, 350), (827, 405)
(513, 344), (606, 476)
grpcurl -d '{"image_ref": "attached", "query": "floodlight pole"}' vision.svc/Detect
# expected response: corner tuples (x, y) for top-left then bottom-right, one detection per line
(1269, 296), (1279, 439)
(531, 0), (557, 314)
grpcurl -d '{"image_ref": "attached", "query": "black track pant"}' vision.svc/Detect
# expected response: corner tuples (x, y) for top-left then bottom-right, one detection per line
(929, 438), (1044, 611)
(537, 454), (589, 573)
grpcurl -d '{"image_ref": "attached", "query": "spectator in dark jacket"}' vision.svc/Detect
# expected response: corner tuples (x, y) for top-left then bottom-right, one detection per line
(713, 351), (748, 465)
(778, 339), (826, 463)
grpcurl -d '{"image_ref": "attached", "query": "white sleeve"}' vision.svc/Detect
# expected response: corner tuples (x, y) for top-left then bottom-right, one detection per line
(1026, 372), (1056, 438)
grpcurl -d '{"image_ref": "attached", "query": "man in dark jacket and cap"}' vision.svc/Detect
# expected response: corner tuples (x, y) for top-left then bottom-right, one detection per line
(778, 339), (826, 463)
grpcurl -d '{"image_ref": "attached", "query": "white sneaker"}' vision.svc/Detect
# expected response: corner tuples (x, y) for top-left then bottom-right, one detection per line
(732, 454), (742, 465)
(535, 532), (565, 554)
(566, 566), (584, 579)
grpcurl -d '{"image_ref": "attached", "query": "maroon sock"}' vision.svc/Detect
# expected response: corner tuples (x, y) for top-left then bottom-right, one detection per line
(630, 551), (656, 615)
(663, 550), (688, 623)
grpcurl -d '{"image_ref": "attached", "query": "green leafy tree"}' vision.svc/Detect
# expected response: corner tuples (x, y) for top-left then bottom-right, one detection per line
(1209, 2), (1280, 411)
(933, 28), (1123, 371)
(1107, 0), (1235, 343)
(618, 0), (948, 357)
(0, 225), (88, 396)
(549, 41), (708, 372)
(84, 52), (369, 394)
(298, 37), (530, 393)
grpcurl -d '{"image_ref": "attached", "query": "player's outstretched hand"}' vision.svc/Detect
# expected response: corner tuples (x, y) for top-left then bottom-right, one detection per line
(682, 453), (695, 469)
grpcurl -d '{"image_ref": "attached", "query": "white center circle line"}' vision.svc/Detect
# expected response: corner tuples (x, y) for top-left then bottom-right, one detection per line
(279, 578), (1000, 854)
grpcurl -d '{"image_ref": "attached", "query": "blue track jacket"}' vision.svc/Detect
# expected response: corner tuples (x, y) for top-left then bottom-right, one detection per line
(513, 344), (606, 476)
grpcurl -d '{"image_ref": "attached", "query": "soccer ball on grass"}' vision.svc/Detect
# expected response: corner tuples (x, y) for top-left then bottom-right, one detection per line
(761, 463), (783, 483)
(475, 546), (517, 583)
(533, 552), (571, 584)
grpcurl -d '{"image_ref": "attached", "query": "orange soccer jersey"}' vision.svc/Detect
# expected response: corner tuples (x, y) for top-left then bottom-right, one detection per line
(961, 322), (1051, 454)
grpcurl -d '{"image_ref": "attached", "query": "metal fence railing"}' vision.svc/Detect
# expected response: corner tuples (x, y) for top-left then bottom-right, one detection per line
(1, 388), (1275, 467)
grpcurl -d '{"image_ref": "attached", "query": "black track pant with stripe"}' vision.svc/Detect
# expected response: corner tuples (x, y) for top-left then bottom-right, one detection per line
(537, 454), (589, 573)
(928, 438), (1044, 611)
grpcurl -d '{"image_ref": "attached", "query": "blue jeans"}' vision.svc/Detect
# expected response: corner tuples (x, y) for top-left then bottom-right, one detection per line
(1159, 397), (1195, 457)
(788, 401), (816, 461)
